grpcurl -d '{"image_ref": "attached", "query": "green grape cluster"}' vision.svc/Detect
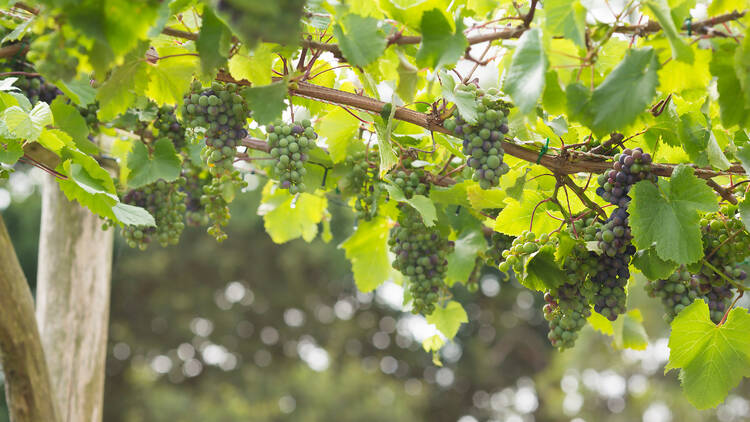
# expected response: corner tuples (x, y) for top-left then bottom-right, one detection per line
(389, 206), (454, 315)
(569, 215), (603, 241)
(344, 148), (382, 221)
(121, 179), (187, 250)
(76, 102), (99, 132)
(153, 105), (186, 150)
(497, 231), (556, 274)
(390, 166), (429, 199)
(645, 268), (701, 322)
(544, 244), (597, 349)
(182, 81), (248, 175)
(443, 85), (511, 189)
(266, 119), (316, 194)
(201, 171), (247, 242)
(484, 232), (514, 266)
(181, 165), (211, 227)
(694, 208), (750, 322)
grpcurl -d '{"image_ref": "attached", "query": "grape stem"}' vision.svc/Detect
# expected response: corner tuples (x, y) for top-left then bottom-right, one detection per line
(718, 290), (744, 327)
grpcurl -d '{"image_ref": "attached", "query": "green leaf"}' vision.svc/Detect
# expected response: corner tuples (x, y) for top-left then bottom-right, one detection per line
(612, 309), (649, 350)
(446, 227), (485, 286)
(333, 14), (387, 67)
(374, 101), (398, 177)
(383, 184), (437, 226)
(4, 102), (50, 141)
(96, 45), (150, 120)
(145, 52), (198, 106)
(737, 144), (750, 175)
(37, 129), (75, 153)
(502, 28), (548, 115)
(214, 0), (306, 46)
(415, 9), (468, 69)
(60, 78), (97, 106)
(243, 81), (288, 125)
(317, 107), (360, 164)
(339, 217), (391, 292)
(734, 26), (750, 107)
(228, 44), (275, 86)
(520, 248), (567, 291)
(645, 0), (694, 63)
(632, 247), (679, 280)
(0, 140), (23, 164)
(711, 41), (749, 128)
(111, 203), (156, 227)
(126, 139), (182, 188)
(258, 182), (327, 243)
(589, 48), (659, 135)
(396, 55), (419, 103)
(588, 310), (614, 335)
(630, 164), (719, 265)
(49, 98), (98, 155)
(666, 300), (750, 409)
(494, 193), (560, 236)
(426, 300), (468, 339)
(544, 0), (586, 47)
(706, 132), (731, 170)
(196, 7), (231, 75)
(57, 148), (119, 219)
(739, 197), (750, 232)
(440, 70), (478, 124)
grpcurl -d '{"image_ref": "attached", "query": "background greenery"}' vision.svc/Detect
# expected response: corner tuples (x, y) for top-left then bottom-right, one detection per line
(2, 169), (749, 422)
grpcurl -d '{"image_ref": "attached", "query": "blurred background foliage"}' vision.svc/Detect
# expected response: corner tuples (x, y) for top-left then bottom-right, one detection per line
(2, 167), (749, 422)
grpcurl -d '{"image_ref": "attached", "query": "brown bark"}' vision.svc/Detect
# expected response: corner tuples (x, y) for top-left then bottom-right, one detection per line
(0, 214), (59, 422)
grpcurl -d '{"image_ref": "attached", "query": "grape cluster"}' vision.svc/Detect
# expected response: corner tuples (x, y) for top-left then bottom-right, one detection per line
(266, 120), (316, 194)
(570, 215), (603, 241)
(344, 148), (382, 221)
(485, 232), (514, 266)
(3, 59), (62, 104)
(390, 166), (429, 199)
(694, 209), (750, 322)
(153, 105), (187, 150)
(645, 268), (701, 322)
(200, 174), (244, 242)
(389, 206), (454, 315)
(544, 243), (597, 349)
(596, 147), (656, 207)
(76, 102), (99, 132)
(182, 81), (248, 175)
(497, 231), (556, 274)
(121, 179), (187, 250)
(591, 207), (635, 321)
(181, 165), (211, 227)
(443, 86), (511, 189)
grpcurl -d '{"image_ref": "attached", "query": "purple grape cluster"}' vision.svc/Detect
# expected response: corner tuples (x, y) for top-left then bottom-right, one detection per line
(596, 147), (656, 207)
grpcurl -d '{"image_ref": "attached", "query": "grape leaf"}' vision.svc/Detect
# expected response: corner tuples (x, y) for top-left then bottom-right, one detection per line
(96, 45), (150, 121)
(339, 217), (391, 292)
(374, 101), (398, 177)
(145, 51), (198, 106)
(228, 44), (274, 86)
(589, 48), (659, 135)
(57, 149), (119, 220)
(737, 144), (750, 175)
(415, 9), (468, 69)
(612, 309), (649, 351)
(383, 184), (437, 227)
(632, 247), (679, 280)
(503, 28), (548, 115)
(257, 182), (327, 243)
(520, 248), (567, 291)
(588, 310), (614, 335)
(60, 78), (97, 107)
(739, 197), (750, 232)
(2, 105), (46, 141)
(396, 55), (419, 103)
(317, 107), (360, 164)
(37, 129), (75, 153)
(666, 300), (750, 409)
(645, 0), (694, 63)
(426, 300), (468, 339)
(111, 203), (156, 227)
(196, 7), (231, 75)
(494, 193), (560, 236)
(333, 14), (387, 67)
(440, 70), (477, 124)
(49, 98), (98, 155)
(243, 80), (288, 125)
(126, 139), (182, 188)
(630, 164), (718, 265)
(734, 27), (750, 107)
(0, 140), (23, 164)
(544, 0), (586, 48)
(214, 0), (306, 46)
(710, 41), (749, 128)
(446, 227), (485, 286)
